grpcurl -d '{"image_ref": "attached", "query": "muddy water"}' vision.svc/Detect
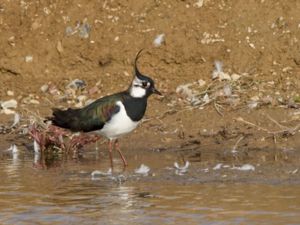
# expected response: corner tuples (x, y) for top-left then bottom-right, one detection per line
(1, 146), (300, 225)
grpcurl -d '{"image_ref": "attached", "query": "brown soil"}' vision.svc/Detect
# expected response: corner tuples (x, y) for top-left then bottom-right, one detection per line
(1, 0), (300, 179)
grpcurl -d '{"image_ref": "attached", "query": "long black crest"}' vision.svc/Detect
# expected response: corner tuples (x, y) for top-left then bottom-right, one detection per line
(134, 49), (144, 78)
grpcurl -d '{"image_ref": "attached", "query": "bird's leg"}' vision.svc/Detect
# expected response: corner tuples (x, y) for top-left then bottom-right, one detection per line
(114, 139), (128, 167)
(108, 140), (114, 168)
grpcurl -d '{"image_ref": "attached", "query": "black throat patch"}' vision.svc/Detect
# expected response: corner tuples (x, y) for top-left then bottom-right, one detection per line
(122, 94), (148, 122)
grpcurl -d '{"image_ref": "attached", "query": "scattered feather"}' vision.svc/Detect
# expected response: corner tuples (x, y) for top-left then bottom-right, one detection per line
(176, 83), (199, 103)
(135, 164), (150, 175)
(11, 113), (20, 128)
(231, 164), (255, 171)
(212, 61), (231, 80)
(0, 99), (17, 114)
(291, 169), (298, 174)
(174, 161), (190, 175)
(202, 93), (210, 103)
(194, 0), (204, 8)
(248, 101), (259, 109)
(153, 33), (165, 47)
(212, 60), (223, 79)
(91, 169), (112, 180)
(213, 163), (223, 170)
(223, 84), (232, 96)
(174, 161), (190, 170)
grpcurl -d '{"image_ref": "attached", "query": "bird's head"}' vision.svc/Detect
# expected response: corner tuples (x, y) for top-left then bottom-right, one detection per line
(129, 49), (162, 98)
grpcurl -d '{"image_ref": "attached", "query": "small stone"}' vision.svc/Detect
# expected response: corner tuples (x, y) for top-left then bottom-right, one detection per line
(66, 79), (86, 90)
(231, 73), (241, 81)
(8, 36), (15, 46)
(7, 90), (14, 96)
(219, 72), (231, 81)
(49, 85), (60, 95)
(31, 20), (41, 30)
(40, 84), (49, 93)
(29, 99), (40, 105)
(56, 41), (63, 54)
(1, 99), (17, 109)
(197, 79), (206, 87)
(203, 93), (210, 103)
(88, 86), (99, 95)
(74, 102), (83, 108)
(25, 55), (33, 63)
(77, 95), (87, 103)
(248, 101), (259, 109)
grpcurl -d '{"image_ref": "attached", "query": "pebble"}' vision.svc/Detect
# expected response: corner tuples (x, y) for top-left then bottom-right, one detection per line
(66, 79), (86, 90)
(1, 99), (17, 109)
(40, 84), (49, 93)
(7, 90), (14, 96)
(25, 55), (33, 63)
(29, 99), (40, 105)
(88, 86), (99, 95)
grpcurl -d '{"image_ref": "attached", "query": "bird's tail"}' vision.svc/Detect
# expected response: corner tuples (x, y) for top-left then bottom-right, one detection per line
(49, 108), (81, 131)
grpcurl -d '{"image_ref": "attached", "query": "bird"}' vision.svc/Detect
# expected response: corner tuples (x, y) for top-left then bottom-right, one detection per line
(49, 49), (162, 167)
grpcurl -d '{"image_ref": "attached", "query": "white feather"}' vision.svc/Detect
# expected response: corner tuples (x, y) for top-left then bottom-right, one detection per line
(11, 113), (20, 127)
(153, 33), (165, 47)
(135, 164), (150, 175)
(98, 101), (139, 139)
(129, 77), (146, 98)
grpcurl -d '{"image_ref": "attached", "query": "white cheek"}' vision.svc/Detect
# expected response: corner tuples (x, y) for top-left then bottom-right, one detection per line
(130, 86), (146, 98)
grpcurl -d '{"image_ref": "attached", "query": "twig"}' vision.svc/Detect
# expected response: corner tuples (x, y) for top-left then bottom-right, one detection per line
(265, 114), (289, 130)
(214, 100), (224, 117)
(236, 117), (270, 132)
(236, 116), (300, 136)
(232, 136), (244, 152)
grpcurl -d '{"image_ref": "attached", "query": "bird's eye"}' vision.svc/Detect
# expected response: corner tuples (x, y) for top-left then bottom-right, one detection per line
(142, 81), (149, 88)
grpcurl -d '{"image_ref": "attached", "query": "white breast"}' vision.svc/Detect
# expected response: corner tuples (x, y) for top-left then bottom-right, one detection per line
(97, 101), (139, 140)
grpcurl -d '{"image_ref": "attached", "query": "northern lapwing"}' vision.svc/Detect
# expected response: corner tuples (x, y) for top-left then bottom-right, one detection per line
(49, 50), (162, 167)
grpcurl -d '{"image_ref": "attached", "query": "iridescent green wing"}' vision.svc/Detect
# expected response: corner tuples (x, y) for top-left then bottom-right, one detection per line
(76, 93), (124, 132)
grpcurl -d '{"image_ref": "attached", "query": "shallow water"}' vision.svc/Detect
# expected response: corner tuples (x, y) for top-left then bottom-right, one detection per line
(1, 147), (300, 225)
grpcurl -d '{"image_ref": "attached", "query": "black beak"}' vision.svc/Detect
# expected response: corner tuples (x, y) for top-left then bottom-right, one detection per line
(152, 87), (162, 96)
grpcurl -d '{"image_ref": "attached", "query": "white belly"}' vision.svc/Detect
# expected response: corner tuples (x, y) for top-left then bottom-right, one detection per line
(97, 101), (139, 139)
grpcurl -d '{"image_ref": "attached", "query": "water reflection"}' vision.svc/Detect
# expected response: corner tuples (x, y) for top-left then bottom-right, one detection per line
(0, 147), (300, 225)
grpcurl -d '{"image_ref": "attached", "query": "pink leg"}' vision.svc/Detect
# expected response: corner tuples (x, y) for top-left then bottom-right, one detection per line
(114, 139), (128, 167)
(108, 140), (114, 168)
